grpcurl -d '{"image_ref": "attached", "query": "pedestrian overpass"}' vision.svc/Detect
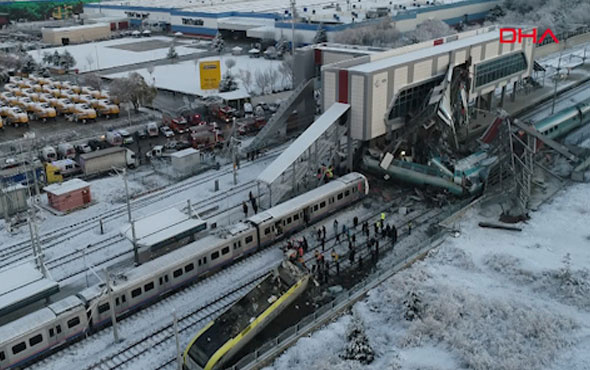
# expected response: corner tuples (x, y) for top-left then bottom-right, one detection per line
(256, 103), (353, 207)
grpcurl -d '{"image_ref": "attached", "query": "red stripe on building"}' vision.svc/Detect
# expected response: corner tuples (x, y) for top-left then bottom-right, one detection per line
(314, 49), (322, 65)
(338, 70), (348, 103)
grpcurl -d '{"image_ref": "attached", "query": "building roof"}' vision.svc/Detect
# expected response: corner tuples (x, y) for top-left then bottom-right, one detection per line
(44, 178), (90, 196)
(121, 207), (207, 248)
(347, 30), (501, 74)
(170, 147), (199, 158)
(257, 102), (350, 185)
(42, 23), (110, 32)
(216, 90), (251, 101)
(0, 263), (60, 318)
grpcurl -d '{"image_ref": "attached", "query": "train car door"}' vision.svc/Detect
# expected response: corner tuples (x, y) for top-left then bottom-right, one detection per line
(303, 208), (310, 225)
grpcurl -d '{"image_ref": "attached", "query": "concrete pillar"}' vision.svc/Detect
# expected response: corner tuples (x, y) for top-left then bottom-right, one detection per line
(499, 85), (506, 107)
(511, 81), (517, 102)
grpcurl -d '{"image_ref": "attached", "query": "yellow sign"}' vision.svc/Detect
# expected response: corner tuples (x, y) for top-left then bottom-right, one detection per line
(199, 60), (221, 90)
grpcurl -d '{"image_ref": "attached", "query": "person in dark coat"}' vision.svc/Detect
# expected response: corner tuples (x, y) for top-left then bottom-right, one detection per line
(349, 247), (356, 265)
(242, 202), (248, 217)
(322, 225), (326, 240)
(251, 198), (258, 214)
(353, 216), (359, 229)
(392, 224), (398, 244)
(302, 236), (308, 252)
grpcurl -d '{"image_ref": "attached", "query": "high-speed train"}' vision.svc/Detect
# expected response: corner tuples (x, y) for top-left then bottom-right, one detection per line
(533, 97), (590, 139)
(0, 173), (368, 369)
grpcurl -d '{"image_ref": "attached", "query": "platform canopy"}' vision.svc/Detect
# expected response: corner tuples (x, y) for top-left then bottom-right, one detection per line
(257, 102), (350, 185)
(121, 207), (206, 250)
(0, 263), (59, 318)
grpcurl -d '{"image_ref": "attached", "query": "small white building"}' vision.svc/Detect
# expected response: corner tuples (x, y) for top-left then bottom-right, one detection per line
(170, 148), (201, 176)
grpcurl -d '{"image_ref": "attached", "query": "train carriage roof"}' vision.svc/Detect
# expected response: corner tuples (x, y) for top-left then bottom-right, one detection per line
(248, 173), (365, 225)
(0, 307), (55, 343)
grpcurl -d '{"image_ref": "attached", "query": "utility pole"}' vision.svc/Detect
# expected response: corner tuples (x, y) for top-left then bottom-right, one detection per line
(121, 168), (139, 266)
(231, 117), (237, 185)
(105, 271), (120, 343)
(291, 0), (296, 62)
(551, 49), (563, 115)
(173, 310), (182, 370)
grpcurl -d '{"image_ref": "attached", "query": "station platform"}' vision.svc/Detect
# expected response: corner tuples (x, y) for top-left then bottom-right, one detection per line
(0, 263), (59, 320)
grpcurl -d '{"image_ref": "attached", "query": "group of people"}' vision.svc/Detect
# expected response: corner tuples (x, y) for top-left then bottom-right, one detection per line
(284, 211), (406, 285)
(242, 191), (259, 218)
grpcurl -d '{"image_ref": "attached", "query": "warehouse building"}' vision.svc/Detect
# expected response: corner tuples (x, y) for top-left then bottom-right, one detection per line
(320, 25), (536, 141)
(42, 23), (111, 45)
(83, 0), (499, 41)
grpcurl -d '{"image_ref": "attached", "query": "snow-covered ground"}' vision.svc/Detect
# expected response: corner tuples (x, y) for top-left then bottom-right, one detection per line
(103, 54), (290, 97)
(266, 183), (590, 370)
(27, 36), (205, 72)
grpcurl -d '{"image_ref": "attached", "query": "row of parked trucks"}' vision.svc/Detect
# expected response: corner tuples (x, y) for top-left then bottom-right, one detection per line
(0, 75), (120, 126)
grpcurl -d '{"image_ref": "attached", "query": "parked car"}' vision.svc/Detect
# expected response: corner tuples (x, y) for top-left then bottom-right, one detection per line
(75, 143), (92, 154)
(118, 129), (134, 145)
(88, 139), (109, 151)
(160, 126), (174, 138)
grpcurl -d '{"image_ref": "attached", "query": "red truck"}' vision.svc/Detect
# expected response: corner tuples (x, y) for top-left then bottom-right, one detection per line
(238, 116), (266, 135)
(209, 104), (236, 124)
(188, 124), (224, 150)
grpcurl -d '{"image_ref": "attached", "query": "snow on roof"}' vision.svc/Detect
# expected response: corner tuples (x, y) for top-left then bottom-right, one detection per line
(232, 46), (243, 51)
(116, 233), (225, 287)
(170, 148), (199, 158)
(0, 263), (59, 317)
(44, 178), (90, 196)
(43, 23), (110, 32)
(0, 307), (56, 341)
(121, 207), (206, 248)
(217, 89), (251, 101)
(347, 30), (501, 74)
(80, 146), (125, 160)
(249, 172), (364, 224)
(257, 102), (350, 185)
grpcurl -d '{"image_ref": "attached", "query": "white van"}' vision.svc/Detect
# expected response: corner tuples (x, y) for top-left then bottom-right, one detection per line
(57, 143), (76, 159)
(147, 122), (159, 137)
(41, 146), (57, 161)
(106, 131), (123, 146)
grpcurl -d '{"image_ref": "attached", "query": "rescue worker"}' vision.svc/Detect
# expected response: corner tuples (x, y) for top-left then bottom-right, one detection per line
(381, 212), (386, 223)
(331, 251), (339, 275)
(333, 219), (339, 238)
(349, 247), (356, 266)
(242, 202), (248, 218)
(251, 198), (258, 214)
(374, 221), (379, 235)
(322, 225), (327, 240)
(392, 224), (398, 244)
(353, 216), (359, 229)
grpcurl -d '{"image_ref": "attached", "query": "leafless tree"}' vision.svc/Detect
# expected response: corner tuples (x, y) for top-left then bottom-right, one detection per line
(85, 53), (94, 71)
(82, 73), (103, 92)
(239, 69), (253, 94)
(109, 72), (157, 112)
(225, 58), (236, 73)
(278, 56), (293, 89)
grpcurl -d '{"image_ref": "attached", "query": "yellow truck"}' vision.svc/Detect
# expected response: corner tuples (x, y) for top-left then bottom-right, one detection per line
(30, 102), (57, 122)
(91, 99), (120, 118)
(72, 104), (97, 123)
(50, 98), (76, 115)
(4, 107), (29, 127)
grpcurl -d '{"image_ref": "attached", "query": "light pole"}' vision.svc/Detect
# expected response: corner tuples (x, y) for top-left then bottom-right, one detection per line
(551, 49), (563, 115)
(117, 167), (139, 265)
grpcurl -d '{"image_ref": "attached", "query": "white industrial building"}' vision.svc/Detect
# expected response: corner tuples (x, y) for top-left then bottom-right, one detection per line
(83, 0), (499, 41)
(320, 25), (536, 141)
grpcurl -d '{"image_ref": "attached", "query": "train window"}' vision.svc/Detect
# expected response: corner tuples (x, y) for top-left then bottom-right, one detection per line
(198, 258), (202, 266)
(264, 227), (270, 235)
(314, 204), (319, 211)
(144, 282), (154, 291)
(56, 325), (61, 334)
(245, 235), (253, 243)
(294, 214), (299, 221)
(222, 246), (230, 255)
(329, 197), (334, 204)
(131, 288), (142, 298)
(173, 268), (183, 278)
(203, 257), (207, 264)
(49, 328), (55, 337)
(287, 216), (292, 224)
(345, 190), (350, 197)
(98, 303), (110, 314)
(0, 351), (4, 361)
(352, 187), (357, 193)
(320, 201), (326, 208)
(121, 295), (126, 304)
(12, 342), (26, 355)
(29, 334), (43, 347)
(67, 317), (80, 329)
(116, 297), (120, 306)
(159, 277), (164, 285)
(337, 193), (343, 200)
(185, 263), (194, 273)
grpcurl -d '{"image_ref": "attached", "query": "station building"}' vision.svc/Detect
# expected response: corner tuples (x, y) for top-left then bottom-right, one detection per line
(83, 0), (499, 41)
(320, 25), (536, 140)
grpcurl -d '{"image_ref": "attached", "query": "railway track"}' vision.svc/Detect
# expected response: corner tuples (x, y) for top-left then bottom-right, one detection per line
(0, 147), (282, 268)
